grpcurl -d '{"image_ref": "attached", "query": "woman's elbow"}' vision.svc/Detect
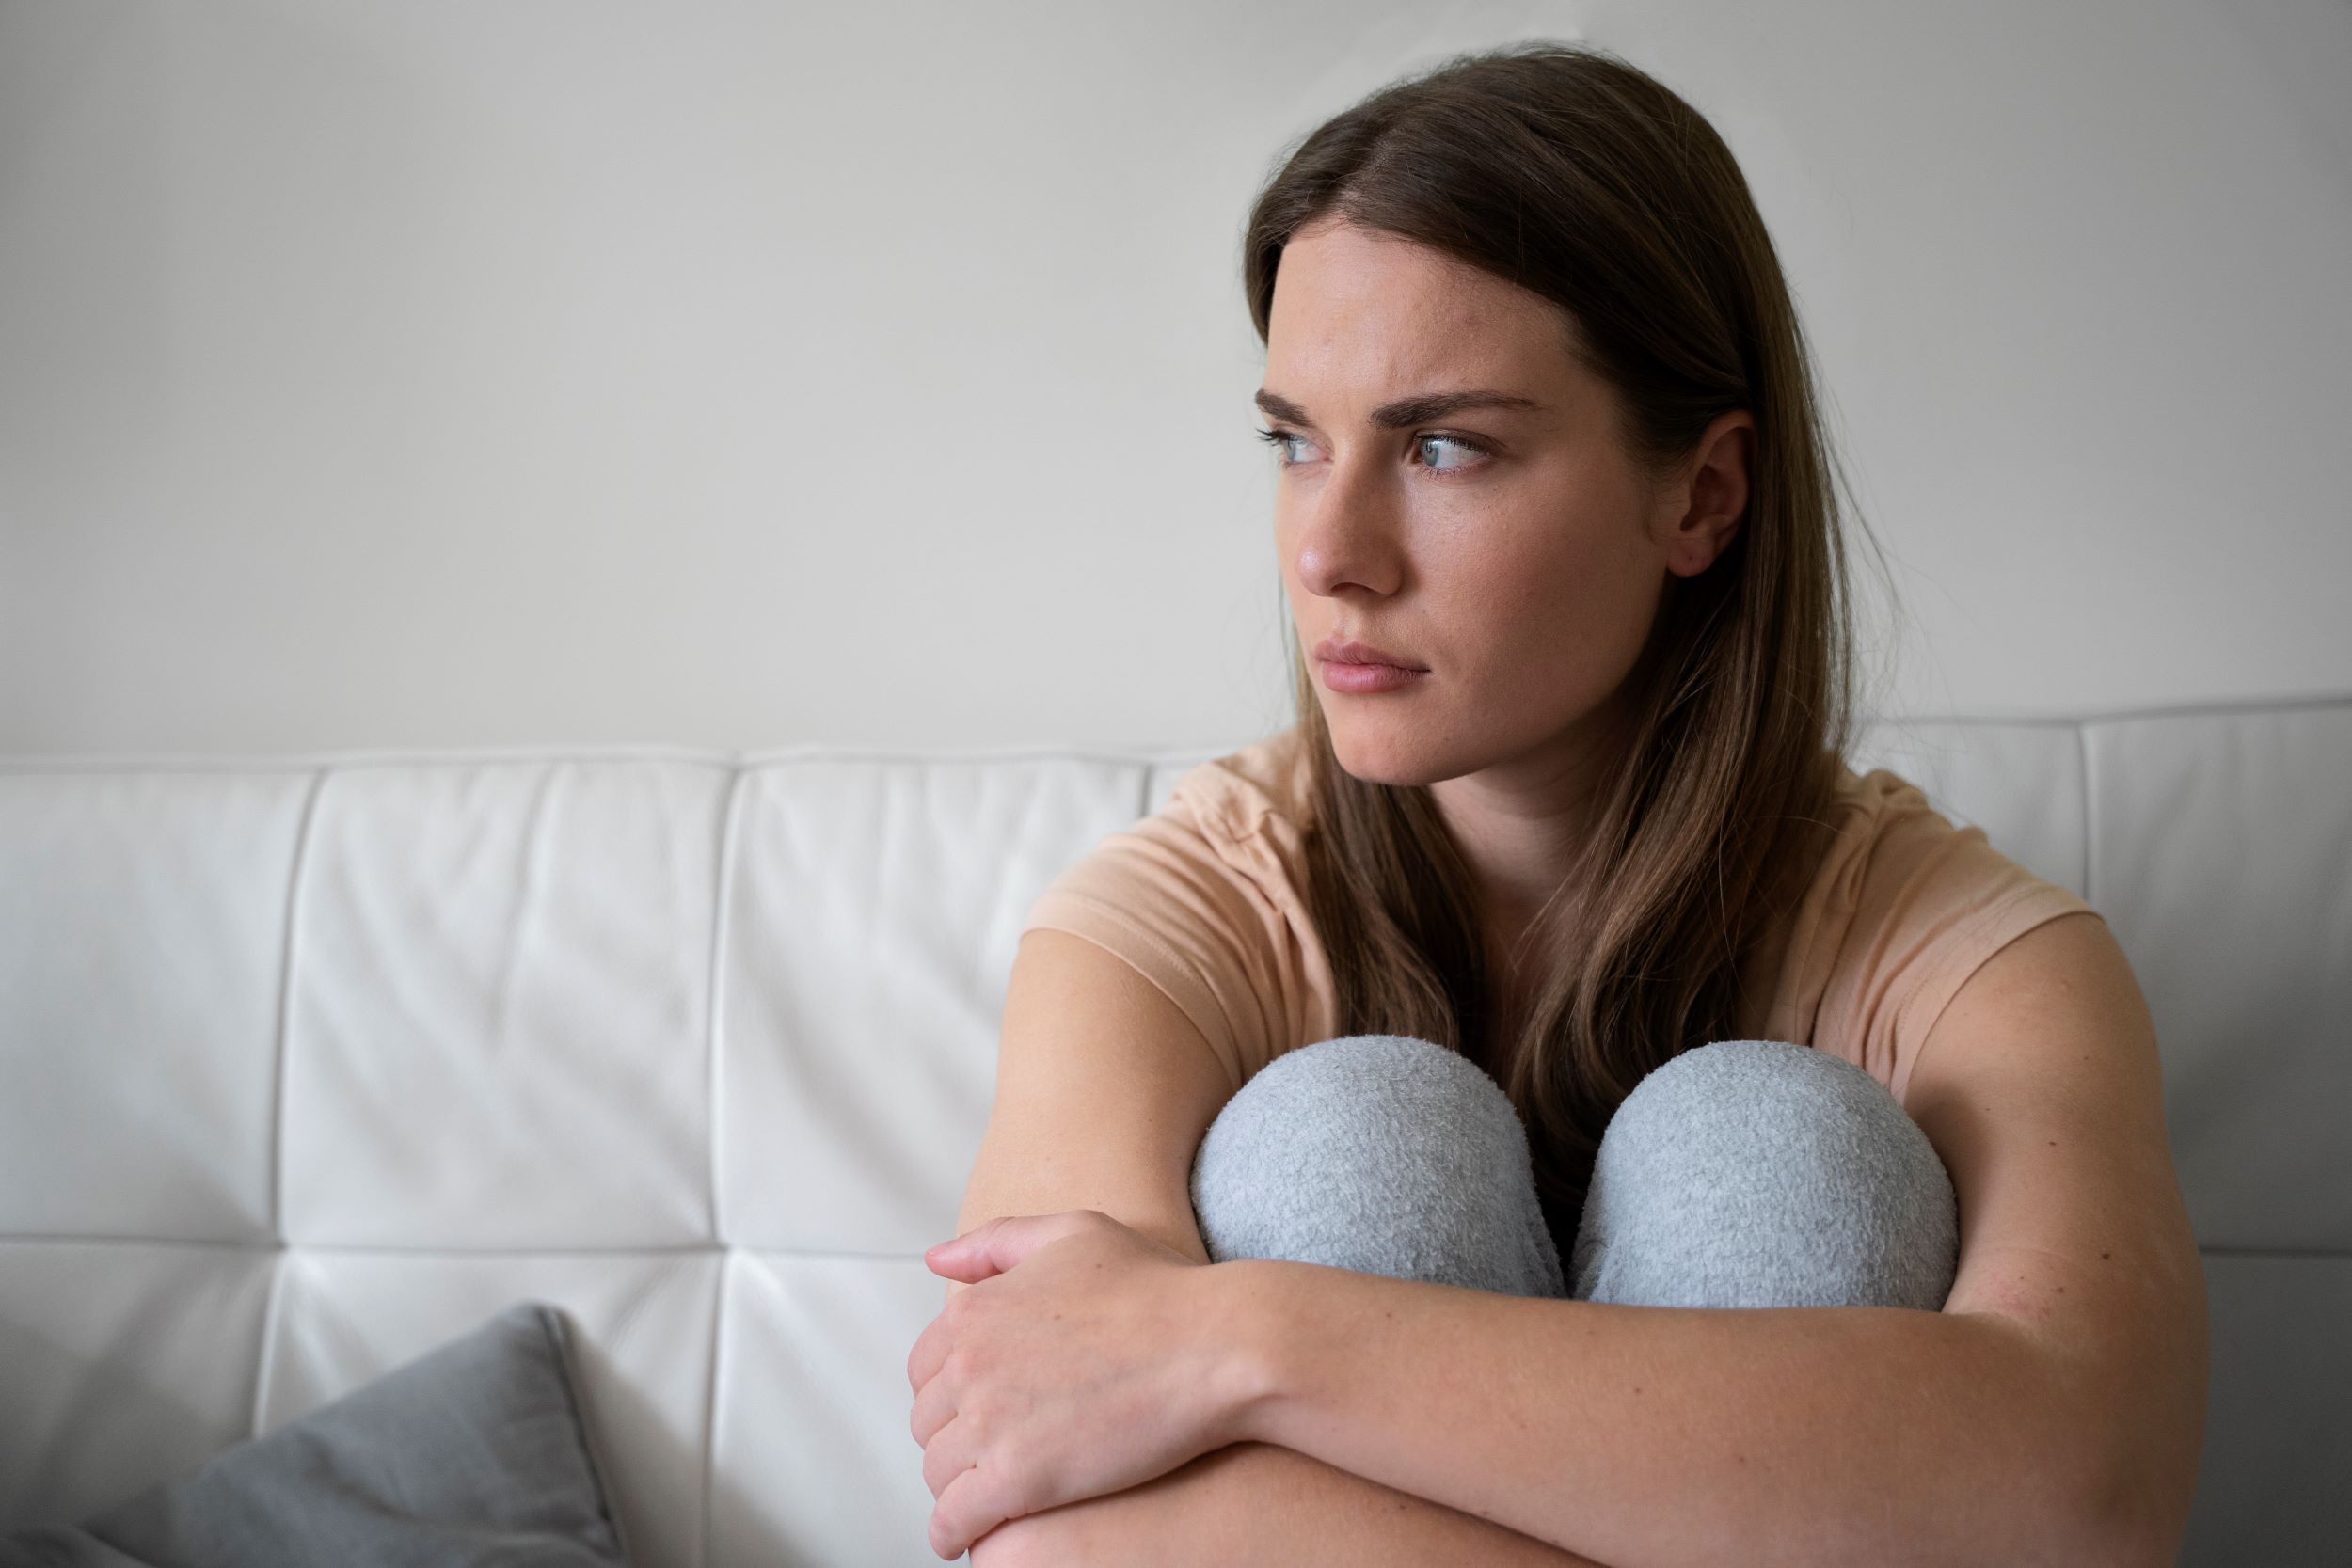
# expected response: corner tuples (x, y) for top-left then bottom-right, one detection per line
(2071, 1390), (2205, 1567)
(2088, 1448), (2203, 1568)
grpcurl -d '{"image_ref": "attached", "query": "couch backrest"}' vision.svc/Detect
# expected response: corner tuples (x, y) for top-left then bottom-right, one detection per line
(2, 696), (2345, 1566)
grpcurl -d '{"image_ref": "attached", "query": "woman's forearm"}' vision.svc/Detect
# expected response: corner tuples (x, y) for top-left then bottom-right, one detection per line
(972, 1440), (1610, 1568)
(1225, 1257), (2149, 1568)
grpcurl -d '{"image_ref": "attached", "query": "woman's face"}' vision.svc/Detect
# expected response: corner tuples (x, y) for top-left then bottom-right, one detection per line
(1262, 216), (1745, 793)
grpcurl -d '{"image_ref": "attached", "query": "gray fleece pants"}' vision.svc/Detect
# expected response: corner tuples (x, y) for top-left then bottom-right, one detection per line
(1188, 1034), (1959, 1309)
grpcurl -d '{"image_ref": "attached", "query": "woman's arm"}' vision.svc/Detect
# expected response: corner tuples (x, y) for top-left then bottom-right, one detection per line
(941, 927), (1549, 1565)
(929, 918), (1611, 1566)
(1206, 914), (2202, 1568)
(975, 1441), (1609, 1568)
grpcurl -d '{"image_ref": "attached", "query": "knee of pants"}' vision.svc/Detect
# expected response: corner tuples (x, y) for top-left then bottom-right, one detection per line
(1188, 1033), (1565, 1298)
(1570, 1038), (1959, 1311)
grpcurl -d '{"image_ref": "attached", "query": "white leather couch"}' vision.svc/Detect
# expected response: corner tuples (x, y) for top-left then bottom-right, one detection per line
(3, 695), (2345, 1566)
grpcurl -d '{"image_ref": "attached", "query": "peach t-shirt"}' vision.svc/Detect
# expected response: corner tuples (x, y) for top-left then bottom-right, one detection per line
(1018, 725), (2102, 1113)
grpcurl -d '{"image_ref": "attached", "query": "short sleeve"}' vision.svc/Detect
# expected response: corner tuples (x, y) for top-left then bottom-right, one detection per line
(1018, 779), (1316, 1093)
(1805, 777), (2102, 1110)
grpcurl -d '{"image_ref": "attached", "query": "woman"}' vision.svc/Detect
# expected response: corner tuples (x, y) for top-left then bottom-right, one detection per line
(907, 40), (2206, 1567)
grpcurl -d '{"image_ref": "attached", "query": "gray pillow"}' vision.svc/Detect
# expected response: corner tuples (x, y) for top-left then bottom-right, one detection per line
(0, 1301), (632, 1567)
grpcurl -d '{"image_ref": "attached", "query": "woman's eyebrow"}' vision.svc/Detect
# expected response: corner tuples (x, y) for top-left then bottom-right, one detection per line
(1253, 388), (1549, 429)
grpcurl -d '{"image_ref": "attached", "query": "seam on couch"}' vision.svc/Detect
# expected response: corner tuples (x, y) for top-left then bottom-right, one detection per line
(1856, 689), (2352, 730)
(250, 765), (326, 1440)
(697, 765), (745, 1568)
(0, 1235), (965, 1259)
(268, 767), (328, 1246)
(2, 697), (2344, 775)
(0, 739), (1237, 773)
(707, 765), (745, 1249)
(701, 1248), (734, 1568)
(0, 744), (750, 772)
(247, 1243), (293, 1438)
(2076, 720), (2096, 906)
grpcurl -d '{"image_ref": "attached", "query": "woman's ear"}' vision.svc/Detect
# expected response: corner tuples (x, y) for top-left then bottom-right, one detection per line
(1661, 409), (1755, 578)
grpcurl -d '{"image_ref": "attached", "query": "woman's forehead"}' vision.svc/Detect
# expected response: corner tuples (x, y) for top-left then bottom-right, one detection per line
(1268, 225), (1584, 397)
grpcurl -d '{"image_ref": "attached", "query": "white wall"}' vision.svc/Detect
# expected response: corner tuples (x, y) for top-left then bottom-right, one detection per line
(4, 0), (2346, 757)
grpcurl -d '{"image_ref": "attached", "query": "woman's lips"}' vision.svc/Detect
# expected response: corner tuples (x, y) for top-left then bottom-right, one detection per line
(1318, 659), (1428, 695)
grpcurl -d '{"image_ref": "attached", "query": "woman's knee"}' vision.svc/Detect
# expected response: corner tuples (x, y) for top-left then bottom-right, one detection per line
(1570, 1038), (1959, 1311)
(1188, 1033), (1564, 1298)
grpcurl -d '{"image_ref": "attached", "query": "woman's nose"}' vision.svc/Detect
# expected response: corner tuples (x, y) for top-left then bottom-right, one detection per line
(1290, 453), (1406, 598)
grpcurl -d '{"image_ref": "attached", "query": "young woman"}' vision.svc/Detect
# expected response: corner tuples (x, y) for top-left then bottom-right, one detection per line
(907, 40), (2206, 1567)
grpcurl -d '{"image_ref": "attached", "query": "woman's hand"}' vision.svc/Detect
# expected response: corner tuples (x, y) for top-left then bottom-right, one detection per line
(906, 1209), (1263, 1561)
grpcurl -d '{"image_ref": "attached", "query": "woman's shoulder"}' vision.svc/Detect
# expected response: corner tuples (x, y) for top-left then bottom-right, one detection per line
(1029, 725), (1312, 922)
(1796, 752), (2092, 949)
(1817, 756), (2068, 885)
(1774, 751), (2100, 1105)
(1019, 723), (1329, 1085)
(1166, 723), (1314, 847)
(1812, 752), (1926, 822)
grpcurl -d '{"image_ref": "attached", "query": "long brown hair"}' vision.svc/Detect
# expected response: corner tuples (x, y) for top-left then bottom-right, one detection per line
(1241, 41), (1899, 1252)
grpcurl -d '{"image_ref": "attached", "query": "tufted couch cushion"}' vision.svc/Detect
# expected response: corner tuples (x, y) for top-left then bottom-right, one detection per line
(2, 698), (2346, 1566)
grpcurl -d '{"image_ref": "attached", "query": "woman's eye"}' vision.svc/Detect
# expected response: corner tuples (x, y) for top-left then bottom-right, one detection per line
(1254, 427), (1487, 473)
(1254, 427), (1309, 465)
(1416, 434), (1486, 472)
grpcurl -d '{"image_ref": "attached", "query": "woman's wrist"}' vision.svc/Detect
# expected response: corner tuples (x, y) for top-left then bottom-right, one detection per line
(1200, 1257), (1293, 1449)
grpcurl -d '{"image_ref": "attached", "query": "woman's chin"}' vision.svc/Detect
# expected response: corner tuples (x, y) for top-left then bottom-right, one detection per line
(1325, 721), (1450, 788)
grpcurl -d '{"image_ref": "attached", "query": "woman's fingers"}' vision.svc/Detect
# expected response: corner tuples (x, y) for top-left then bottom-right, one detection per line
(928, 1441), (1028, 1561)
(908, 1358), (957, 1453)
